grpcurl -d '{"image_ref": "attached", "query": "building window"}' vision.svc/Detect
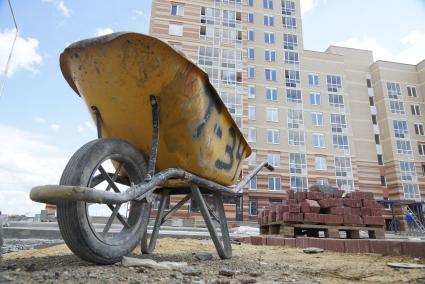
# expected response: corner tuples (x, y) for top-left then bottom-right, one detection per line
(396, 140), (412, 155)
(400, 161), (419, 200)
(377, 154), (383, 165)
(414, 123), (424, 136)
(290, 153), (306, 174)
(288, 130), (305, 146)
(366, 78), (372, 88)
(422, 164), (425, 177)
(387, 82), (401, 99)
(247, 12), (254, 23)
(286, 89), (301, 103)
(266, 87), (278, 101)
(308, 74), (319, 86)
(266, 107), (279, 122)
(328, 94), (344, 108)
(267, 153), (280, 167)
(375, 134), (380, 144)
(389, 100), (405, 114)
(372, 115), (377, 125)
(249, 199), (258, 215)
(249, 177), (257, 190)
(247, 0), (253, 6)
(313, 133), (325, 148)
(315, 156), (327, 170)
(282, 16), (296, 29)
(284, 51), (299, 64)
(171, 4), (184, 16)
(335, 157), (354, 191)
(327, 75), (342, 92)
(282, 0), (295, 15)
(168, 23), (183, 36)
(310, 93), (320, 105)
(290, 176), (308, 192)
(267, 129), (280, 144)
(264, 32), (275, 44)
(248, 151), (256, 165)
(369, 96), (375, 106)
(248, 85), (256, 99)
(248, 105), (256, 120)
(285, 70), (300, 87)
(247, 47), (255, 59)
(265, 68), (277, 81)
(248, 127), (256, 142)
(312, 112), (323, 127)
(283, 34), (298, 50)
(407, 86), (417, 97)
(418, 143), (425, 156)
(380, 176), (386, 186)
(247, 30), (254, 41)
(198, 46), (219, 66)
(264, 50), (276, 62)
(330, 114), (347, 133)
(263, 0), (273, 9)
(263, 15), (274, 26)
(332, 134), (349, 149)
(248, 66), (255, 79)
(316, 178), (329, 186)
(411, 104), (421, 116)
(288, 109), (304, 129)
(221, 70), (242, 85)
(393, 120), (408, 138)
(268, 177), (281, 191)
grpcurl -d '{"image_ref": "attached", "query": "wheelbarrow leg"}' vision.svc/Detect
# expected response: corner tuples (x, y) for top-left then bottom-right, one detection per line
(141, 191), (168, 254)
(190, 184), (232, 259)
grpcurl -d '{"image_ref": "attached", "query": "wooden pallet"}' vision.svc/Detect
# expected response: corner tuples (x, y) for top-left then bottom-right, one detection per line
(260, 223), (385, 239)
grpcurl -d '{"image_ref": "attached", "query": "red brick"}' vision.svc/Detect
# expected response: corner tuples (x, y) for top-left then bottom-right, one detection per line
(304, 213), (325, 224)
(369, 240), (402, 256)
(296, 237), (311, 248)
(269, 211), (277, 223)
(333, 190), (344, 198)
(282, 212), (303, 223)
(263, 214), (269, 225)
(287, 199), (297, 205)
(318, 198), (343, 208)
(360, 207), (372, 216)
(402, 241), (425, 258)
(345, 239), (370, 254)
(362, 200), (383, 208)
(324, 239), (346, 252)
(370, 208), (383, 216)
(284, 238), (296, 247)
(347, 192), (364, 200)
(309, 238), (326, 250)
(305, 199), (321, 213)
(251, 236), (266, 246)
(363, 216), (384, 226)
(266, 236), (285, 246)
(306, 191), (324, 200)
(295, 192), (307, 202)
(324, 192), (334, 199)
(350, 207), (361, 216)
(343, 214), (363, 225)
(278, 204), (289, 214)
(362, 192), (374, 200)
(324, 214), (343, 225)
(330, 207), (345, 215)
(300, 202), (311, 213)
(343, 199), (363, 208)
(288, 204), (301, 213)
(287, 190), (295, 199)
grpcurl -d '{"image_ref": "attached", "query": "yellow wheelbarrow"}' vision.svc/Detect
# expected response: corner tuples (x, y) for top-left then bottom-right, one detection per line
(30, 32), (273, 264)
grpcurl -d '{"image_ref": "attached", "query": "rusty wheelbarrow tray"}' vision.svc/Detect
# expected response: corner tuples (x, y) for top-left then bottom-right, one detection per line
(30, 32), (273, 264)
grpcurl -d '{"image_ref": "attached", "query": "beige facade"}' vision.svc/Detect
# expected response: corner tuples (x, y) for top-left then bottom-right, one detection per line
(150, 0), (425, 221)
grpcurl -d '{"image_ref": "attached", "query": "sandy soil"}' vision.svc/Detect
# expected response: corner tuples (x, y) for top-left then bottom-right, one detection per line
(1, 238), (425, 283)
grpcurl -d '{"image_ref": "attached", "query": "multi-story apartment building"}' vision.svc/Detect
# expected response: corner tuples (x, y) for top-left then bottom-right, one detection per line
(150, 0), (425, 222)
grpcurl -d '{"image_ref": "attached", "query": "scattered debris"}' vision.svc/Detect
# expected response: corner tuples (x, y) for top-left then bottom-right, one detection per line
(121, 256), (187, 270)
(303, 247), (324, 254)
(249, 271), (264, 277)
(194, 252), (213, 261)
(387, 262), (425, 269)
(181, 266), (202, 276)
(219, 268), (236, 277)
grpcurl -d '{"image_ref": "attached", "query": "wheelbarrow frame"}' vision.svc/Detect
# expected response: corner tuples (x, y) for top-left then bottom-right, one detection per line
(30, 95), (274, 260)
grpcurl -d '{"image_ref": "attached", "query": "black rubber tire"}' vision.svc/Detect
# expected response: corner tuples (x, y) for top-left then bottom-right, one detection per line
(56, 138), (147, 264)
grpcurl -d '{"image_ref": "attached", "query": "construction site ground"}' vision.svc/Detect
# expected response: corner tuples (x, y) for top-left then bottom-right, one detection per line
(1, 238), (425, 283)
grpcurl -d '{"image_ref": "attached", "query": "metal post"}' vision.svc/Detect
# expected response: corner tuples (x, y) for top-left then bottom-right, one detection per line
(190, 184), (232, 259)
(146, 96), (159, 181)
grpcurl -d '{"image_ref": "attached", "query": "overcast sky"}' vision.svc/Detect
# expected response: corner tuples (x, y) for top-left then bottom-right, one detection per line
(0, 0), (424, 215)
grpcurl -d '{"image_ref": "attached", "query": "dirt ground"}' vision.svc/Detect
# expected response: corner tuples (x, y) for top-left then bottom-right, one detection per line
(1, 238), (425, 283)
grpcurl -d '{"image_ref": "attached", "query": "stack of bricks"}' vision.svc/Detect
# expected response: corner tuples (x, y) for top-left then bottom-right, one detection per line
(258, 190), (385, 228)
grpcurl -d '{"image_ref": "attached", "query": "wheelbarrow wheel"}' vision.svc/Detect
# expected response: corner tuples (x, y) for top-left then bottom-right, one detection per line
(56, 138), (148, 264)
